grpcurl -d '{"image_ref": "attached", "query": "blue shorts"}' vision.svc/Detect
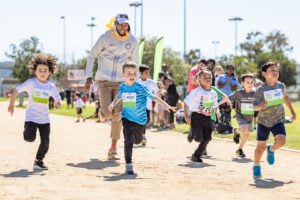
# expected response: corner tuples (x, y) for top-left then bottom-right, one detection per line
(256, 123), (286, 141)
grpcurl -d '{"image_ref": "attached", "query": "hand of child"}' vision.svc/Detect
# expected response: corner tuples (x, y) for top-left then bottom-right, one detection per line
(55, 101), (62, 108)
(167, 106), (176, 112)
(291, 110), (297, 121)
(184, 115), (191, 125)
(260, 101), (268, 110)
(8, 104), (14, 116)
(108, 104), (114, 112)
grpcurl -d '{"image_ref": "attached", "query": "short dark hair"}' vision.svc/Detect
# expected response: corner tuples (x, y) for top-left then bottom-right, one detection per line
(28, 53), (57, 75)
(123, 61), (138, 72)
(207, 59), (216, 66)
(75, 92), (81, 98)
(226, 64), (235, 70)
(261, 61), (280, 72)
(241, 73), (255, 82)
(199, 59), (207, 65)
(139, 64), (150, 73)
(158, 72), (166, 79)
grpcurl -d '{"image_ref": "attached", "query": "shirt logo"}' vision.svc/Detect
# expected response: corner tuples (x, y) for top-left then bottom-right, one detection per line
(126, 43), (132, 50)
(109, 43), (116, 47)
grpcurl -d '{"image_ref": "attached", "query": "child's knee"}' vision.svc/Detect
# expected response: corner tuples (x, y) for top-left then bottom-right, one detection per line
(256, 144), (266, 153)
(24, 134), (36, 142)
(276, 136), (286, 146)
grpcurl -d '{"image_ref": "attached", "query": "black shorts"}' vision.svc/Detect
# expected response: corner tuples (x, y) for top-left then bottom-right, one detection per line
(77, 108), (82, 114)
(191, 112), (213, 142)
(122, 118), (145, 144)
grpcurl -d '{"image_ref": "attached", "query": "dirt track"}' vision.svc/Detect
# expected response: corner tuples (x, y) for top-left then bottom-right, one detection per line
(0, 102), (300, 200)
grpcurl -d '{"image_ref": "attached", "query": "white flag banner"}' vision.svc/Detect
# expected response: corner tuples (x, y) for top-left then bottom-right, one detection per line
(67, 69), (86, 80)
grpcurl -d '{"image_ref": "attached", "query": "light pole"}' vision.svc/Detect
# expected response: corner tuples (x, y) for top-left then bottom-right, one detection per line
(228, 17), (243, 56)
(212, 40), (220, 59)
(60, 16), (66, 68)
(129, 1), (142, 37)
(87, 17), (96, 49)
(141, 0), (143, 38)
(183, 0), (187, 97)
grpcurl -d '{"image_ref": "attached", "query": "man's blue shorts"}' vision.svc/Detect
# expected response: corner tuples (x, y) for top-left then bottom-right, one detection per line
(257, 123), (286, 141)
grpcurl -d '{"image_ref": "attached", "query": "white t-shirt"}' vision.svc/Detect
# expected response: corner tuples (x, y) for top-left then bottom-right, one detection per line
(184, 87), (218, 116)
(76, 98), (84, 108)
(138, 78), (159, 110)
(16, 78), (61, 124)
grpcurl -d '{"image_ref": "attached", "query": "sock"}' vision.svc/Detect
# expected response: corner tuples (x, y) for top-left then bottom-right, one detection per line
(111, 145), (116, 149)
(254, 162), (260, 166)
(269, 145), (274, 152)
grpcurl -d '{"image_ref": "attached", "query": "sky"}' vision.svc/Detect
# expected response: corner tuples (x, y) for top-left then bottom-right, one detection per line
(1, 0), (300, 65)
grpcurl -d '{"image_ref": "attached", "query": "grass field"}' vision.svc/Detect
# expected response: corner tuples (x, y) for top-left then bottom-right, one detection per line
(173, 104), (300, 150)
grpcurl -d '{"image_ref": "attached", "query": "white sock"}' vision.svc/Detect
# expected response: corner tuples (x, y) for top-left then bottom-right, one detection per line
(269, 145), (274, 152)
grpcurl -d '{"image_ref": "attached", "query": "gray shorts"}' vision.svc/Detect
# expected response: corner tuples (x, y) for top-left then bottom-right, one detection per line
(237, 118), (254, 132)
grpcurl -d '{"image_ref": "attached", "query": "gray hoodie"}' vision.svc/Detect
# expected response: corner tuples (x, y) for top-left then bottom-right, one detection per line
(86, 27), (139, 82)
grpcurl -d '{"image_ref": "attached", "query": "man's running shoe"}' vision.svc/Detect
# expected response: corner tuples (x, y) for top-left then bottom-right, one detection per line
(267, 145), (275, 165)
(33, 160), (48, 170)
(236, 149), (246, 158)
(253, 166), (262, 178)
(107, 148), (120, 160)
(125, 163), (134, 175)
(191, 154), (203, 163)
(141, 137), (147, 146)
(233, 128), (240, 144)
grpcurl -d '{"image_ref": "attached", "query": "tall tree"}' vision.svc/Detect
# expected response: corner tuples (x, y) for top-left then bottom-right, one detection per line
(240, 31), (264, 60)
(265, 30), (293, 53)
(185, 49), (201, 66)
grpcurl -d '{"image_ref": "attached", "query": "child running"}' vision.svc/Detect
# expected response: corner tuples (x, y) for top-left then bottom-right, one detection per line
(184, 70), (220, 162)
(8, 53), (62, 170)
(219, 73), (256, 158)
(138, 64), (159, 145)
(252, 61), (296, 178)
(75, 92), (86, 123)
(108, 61), (176, 174)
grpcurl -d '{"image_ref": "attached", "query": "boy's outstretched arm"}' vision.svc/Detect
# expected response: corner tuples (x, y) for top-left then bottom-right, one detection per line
(8, 90), (19, 116)
(284, 94), (296, 120)
(108, 96), (122, 112)
(153, 97), (176, 112)
(184, 103), (191, 125)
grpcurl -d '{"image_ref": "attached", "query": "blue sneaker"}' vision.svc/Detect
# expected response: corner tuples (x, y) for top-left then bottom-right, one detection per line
(267, 145), (275, 165)
(253, 166), (262, 178)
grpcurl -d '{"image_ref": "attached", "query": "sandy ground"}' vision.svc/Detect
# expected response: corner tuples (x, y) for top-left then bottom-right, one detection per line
(0, 101), (300, 200)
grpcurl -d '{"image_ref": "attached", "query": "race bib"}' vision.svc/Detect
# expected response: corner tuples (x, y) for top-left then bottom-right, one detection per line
(264, 89), (283, 106)
(32, 89), (49, 104)
(122, 92), (136, 107)
(203, 95), (214, 108)
(241, 103), (254, 115)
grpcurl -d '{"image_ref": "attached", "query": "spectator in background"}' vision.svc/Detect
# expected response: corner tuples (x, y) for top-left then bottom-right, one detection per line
(217, 65), (238, 125)
(215, 65), (224, 85)
(65, 88), (72, 109)
(187, 59), (207, 93)
(165, 74), (179, 129)
(207, 59), (216, 86)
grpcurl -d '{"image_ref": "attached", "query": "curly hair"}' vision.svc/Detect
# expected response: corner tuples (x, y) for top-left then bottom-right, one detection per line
(28, 53), (57, 75)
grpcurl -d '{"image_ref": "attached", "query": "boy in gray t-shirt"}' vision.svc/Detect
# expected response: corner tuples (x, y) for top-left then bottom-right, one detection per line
(252, 62), (296, 178)
(219, 73), (255, 158)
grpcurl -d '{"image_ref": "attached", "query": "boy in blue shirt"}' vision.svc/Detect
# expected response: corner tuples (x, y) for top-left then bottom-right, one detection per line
(108, 61), (176, 174)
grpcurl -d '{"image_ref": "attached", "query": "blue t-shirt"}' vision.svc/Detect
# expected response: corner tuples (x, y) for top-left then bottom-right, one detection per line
(118, 82), (156, 125)
(218, 74), (239, 96)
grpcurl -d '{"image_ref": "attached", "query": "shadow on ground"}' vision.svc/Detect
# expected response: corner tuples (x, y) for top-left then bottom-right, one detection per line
(232, 157), (253, 163)
(178, 162), (216, 168)
(100, 172), (151, 182)
(66, 159), (119, 170)
(250, 178), (294, 189)
(1, 169), (46, 178)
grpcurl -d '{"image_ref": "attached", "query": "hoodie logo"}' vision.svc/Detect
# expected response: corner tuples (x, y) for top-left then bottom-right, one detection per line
(126, 43), (132, 50)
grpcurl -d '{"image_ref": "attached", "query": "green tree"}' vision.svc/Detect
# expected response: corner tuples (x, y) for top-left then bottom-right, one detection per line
(5, 36), (41, 82)
(185, 49), (201, 66)
(240, 31), (264, 60)
(255, 52), (297, 86)
(265, 30), (293, 53)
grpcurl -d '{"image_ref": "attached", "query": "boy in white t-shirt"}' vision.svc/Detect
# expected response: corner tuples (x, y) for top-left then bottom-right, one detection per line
(138, 64), (159, 145)
(8, 53), (62, 170)
(75, 92), (86, 123)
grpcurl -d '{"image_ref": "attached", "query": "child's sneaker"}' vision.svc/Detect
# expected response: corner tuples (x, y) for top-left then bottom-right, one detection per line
(203, 150), (208, 156)
(253, 166), (262, 178)
(125, 163), (134, 175)
(33, 160), (48, 170)
(233, 128), (240, 144)
(267, 145), (275, 165)
(236, 149), (246, 158)
(75, 120), (80, 123)
(191, 154), (203, 162)
(141, 137), (147, 146)
(83, 118), (86, 122)
(107, 148), (120, 160)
